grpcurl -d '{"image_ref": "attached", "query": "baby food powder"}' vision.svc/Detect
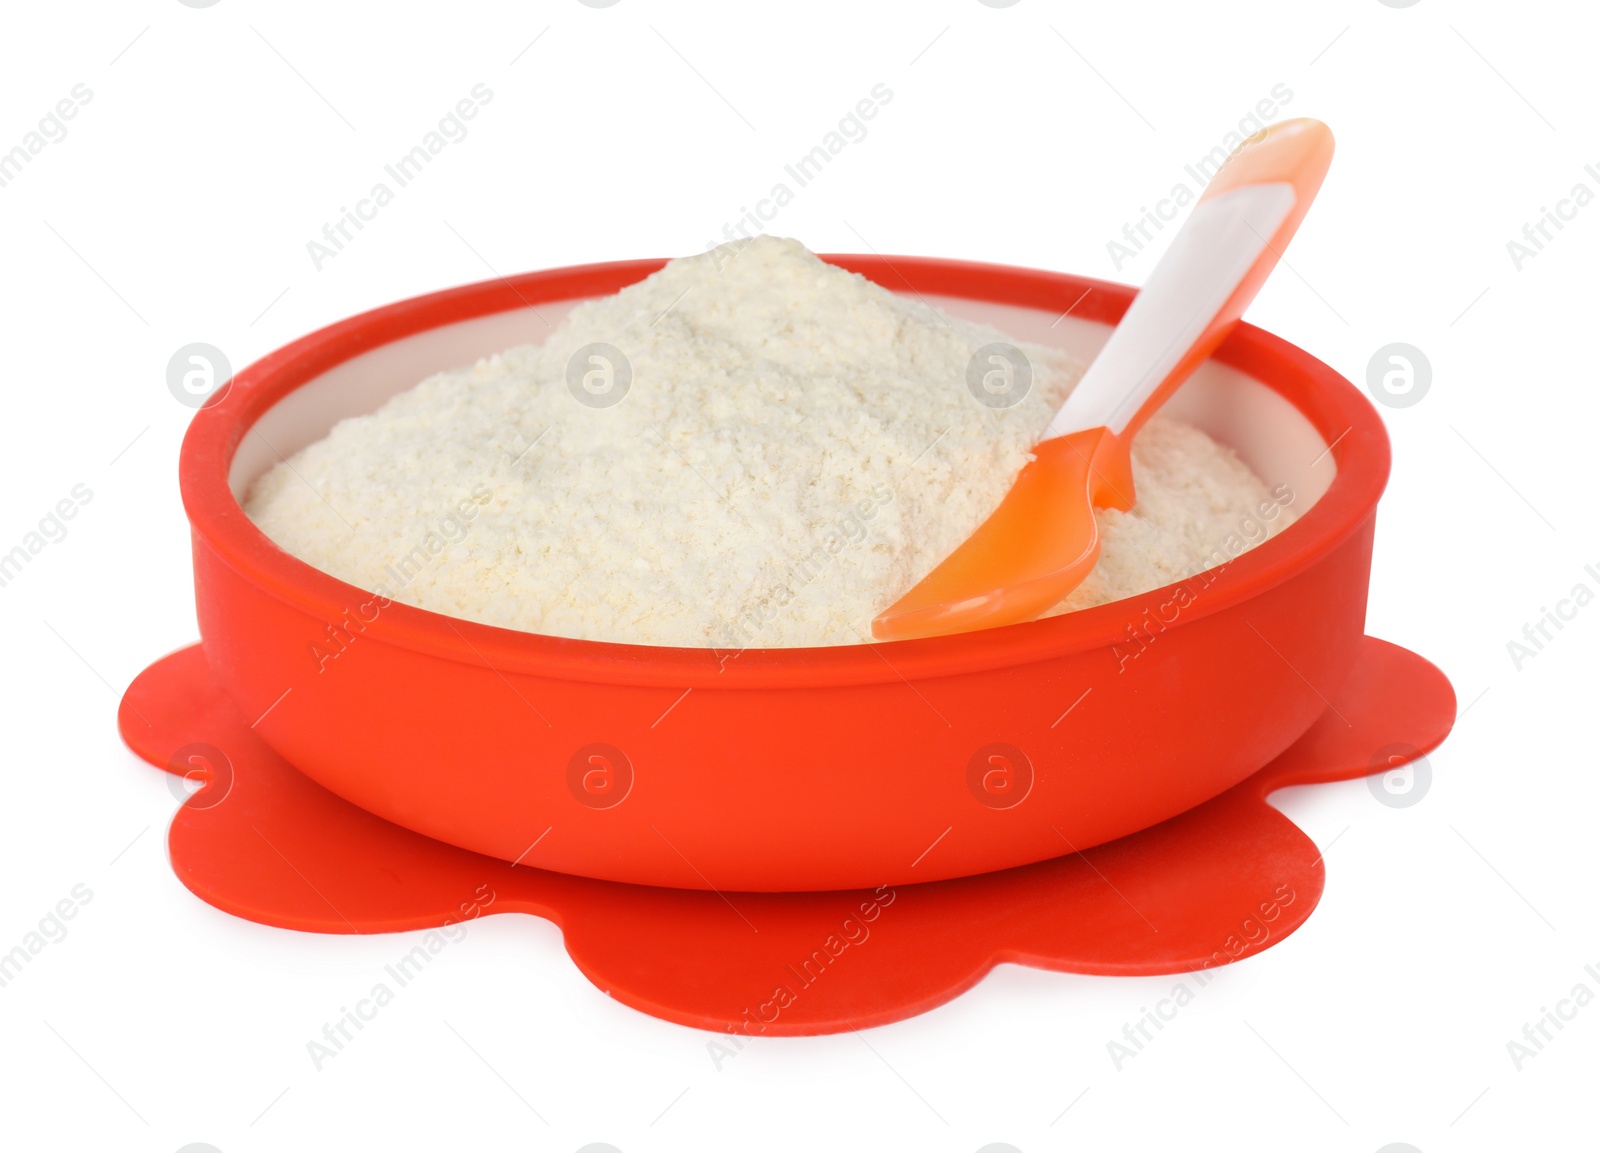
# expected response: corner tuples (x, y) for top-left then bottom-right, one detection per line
(246, 237), (1294, 647)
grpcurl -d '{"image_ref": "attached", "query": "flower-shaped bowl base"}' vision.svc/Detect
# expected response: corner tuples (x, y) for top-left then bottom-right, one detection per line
(118, 636), (1453, 1035)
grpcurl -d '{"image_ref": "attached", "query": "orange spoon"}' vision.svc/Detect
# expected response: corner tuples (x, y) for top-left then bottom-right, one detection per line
(873, 118), (1335, 642)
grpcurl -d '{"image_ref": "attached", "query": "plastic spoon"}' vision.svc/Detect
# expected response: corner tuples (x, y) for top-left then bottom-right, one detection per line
(872, 117), (1335, 642)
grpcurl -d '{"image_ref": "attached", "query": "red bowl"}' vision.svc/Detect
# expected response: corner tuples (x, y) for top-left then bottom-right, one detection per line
(182, 256), (1387, 892)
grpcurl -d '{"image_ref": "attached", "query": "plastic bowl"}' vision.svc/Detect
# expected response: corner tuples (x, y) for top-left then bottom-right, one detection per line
(182, 256), (1387, 892)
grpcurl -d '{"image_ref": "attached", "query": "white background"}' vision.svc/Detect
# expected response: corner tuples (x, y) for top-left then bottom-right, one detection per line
(1, 1), (1595, 1150)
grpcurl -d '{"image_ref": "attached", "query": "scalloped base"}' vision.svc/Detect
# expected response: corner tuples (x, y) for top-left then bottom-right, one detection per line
(118, 636), (1453, 1035)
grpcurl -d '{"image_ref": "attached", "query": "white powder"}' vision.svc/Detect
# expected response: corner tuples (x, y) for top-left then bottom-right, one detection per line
(246, 237), (1296, 647)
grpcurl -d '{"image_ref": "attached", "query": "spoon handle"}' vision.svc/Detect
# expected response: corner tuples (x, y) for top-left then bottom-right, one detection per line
(1043, 118), (1335, 442)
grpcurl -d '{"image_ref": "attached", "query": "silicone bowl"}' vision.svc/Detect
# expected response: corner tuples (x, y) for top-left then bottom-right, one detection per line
(183, 256), (1387, 892)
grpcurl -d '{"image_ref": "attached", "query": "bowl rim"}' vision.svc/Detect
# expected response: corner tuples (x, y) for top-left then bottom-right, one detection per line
(181, 254), (1390, 689)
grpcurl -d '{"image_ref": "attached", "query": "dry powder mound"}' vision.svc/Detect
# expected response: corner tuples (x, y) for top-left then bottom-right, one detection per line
(245, 236), (1296, 648)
